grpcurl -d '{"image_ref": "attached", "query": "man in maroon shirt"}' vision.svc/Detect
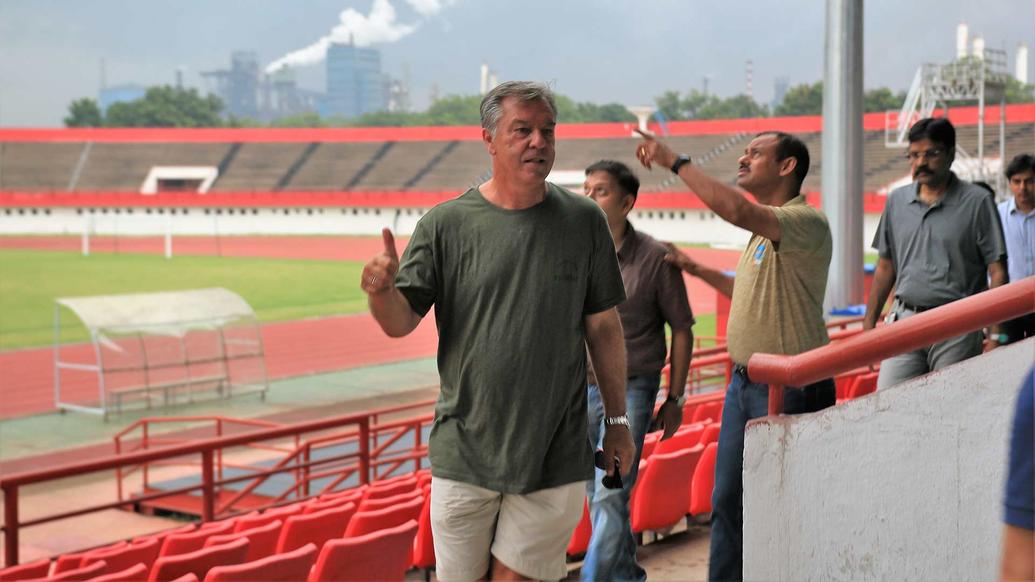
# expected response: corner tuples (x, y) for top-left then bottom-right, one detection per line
(582, 160), (695, 581)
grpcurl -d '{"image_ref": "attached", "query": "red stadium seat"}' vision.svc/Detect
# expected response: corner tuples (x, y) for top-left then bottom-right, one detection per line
(133, 524), (197, 546)
(653, 423), (705, 456)
(699, 423), (721, 446)
(82, 537), (160, 576)
(203, 542), (317, 582)
(0, 558), (50, 581)
(54, 541), (127, 575)
(147, 538), (249, 582)
(309, 520), (418, 582)
(847, 371), (879, 400)
(82, 562), (149, 582)
(168, 576), (198, 582)
(304, 496), (355, 515)
(46, 560), (107, 581)
(688, 443), (719, 515)
(640, 431), (661, 460)
(232, 503), (305, 533)
(203, 519), (282, 562)
(319, 486), (366, 503)
(690, 401), (722, 424)
(629, 448), (697, 535)
(160, 520), (235, 557)
(565, 498), (592, 557)
(361, 476), (418, 502)
(344, 496), (423, 538)
(275, 502), (357, 554)
(357, 489), (423, 512)
(410, 492), (435, 571)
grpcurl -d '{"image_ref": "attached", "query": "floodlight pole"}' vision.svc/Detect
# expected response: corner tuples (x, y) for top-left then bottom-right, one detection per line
(821, 0), (864, 312)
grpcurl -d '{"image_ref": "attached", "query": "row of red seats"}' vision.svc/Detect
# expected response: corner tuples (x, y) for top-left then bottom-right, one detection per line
(0, 471), (435, 582)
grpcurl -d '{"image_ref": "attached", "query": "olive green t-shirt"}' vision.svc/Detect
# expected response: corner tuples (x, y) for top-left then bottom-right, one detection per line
(726, 195), (832, 367)
(395, 183), (626, 493)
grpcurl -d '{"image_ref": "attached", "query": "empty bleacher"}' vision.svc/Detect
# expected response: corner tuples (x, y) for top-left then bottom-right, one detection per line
(75, 143), (231, 191)
(280, 142), (384, 191)
(348, 141), (444, 191)
(211, 143), (308, 192)
(0, 142), (84, 190)
(407, 140), (489, 191)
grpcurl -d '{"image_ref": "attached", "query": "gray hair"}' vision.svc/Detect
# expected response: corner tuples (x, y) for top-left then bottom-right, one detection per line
(479, 81), (558, 138)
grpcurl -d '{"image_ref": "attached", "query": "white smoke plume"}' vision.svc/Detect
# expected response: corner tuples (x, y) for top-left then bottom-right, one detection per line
(265, 0), (457, 74)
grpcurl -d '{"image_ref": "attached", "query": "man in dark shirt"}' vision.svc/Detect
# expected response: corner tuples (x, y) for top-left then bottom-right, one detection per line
(582, 160), (695, 581)
(361, 81), (635, 582)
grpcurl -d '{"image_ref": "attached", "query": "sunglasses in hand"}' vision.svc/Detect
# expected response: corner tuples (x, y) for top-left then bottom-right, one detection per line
(594, 449), (623, 490)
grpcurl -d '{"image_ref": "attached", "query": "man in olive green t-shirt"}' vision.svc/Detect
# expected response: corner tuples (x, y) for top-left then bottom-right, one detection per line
(361, 81), (635, 582)
(636, 130), (835, 582)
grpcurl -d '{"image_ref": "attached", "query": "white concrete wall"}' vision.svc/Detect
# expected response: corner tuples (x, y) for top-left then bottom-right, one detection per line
(743, 338), (1034, 581)
(0, 207), (882, 251)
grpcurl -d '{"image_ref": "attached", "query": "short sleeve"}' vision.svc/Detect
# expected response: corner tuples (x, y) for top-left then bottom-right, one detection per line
(772, 204), (827, 253)
(583, 208), (626, 315)
(975, 195), (1008, 267)
(656, 261), (695, 330)
(872, 209), (892, 258)
(395, 217), (438, 317)
(1004, 368), (1034, 531)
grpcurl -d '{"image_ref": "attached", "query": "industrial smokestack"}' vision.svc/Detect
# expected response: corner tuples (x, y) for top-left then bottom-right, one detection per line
(972, 36), (985, 60)
(1017, 43), (1030, 84)
(956, 22), (968, 59)
(480, 63), (489, 95)
(746, 59), (754, 99)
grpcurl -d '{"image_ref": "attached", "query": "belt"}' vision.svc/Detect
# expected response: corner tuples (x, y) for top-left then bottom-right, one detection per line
(895, 297), (940, 313)
(732, 364), (751, 383)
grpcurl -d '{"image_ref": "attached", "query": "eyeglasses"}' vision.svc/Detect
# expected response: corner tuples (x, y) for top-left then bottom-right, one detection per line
(905, 149), (945, 162)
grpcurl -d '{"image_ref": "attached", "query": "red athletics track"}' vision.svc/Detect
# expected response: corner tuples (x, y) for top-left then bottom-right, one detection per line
(0, 236), (738, 419)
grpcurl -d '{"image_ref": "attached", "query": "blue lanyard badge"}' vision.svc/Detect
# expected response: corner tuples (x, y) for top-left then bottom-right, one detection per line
(752, 242), (767, 266)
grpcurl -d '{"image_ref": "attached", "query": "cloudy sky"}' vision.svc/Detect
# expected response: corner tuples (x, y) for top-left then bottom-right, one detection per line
(1, 0), (1031, 127)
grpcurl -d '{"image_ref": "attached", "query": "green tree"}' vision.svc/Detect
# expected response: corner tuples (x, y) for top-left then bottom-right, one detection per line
(64, 98), (103, 127)
(654, 90), (687, 121)
(424, 94), (483, 126)
(774, 82), (824, 116)
(269, 111), (327, 127)
(1003, 76), (1035, 104)
(696, 94), (768, 119)
(104, 86), (224, 127)
(864, 87), (906, 113)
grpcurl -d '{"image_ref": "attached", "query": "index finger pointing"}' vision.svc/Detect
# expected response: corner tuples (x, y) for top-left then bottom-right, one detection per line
(382, 228), (399, 261)
(634, 128), (656, 140)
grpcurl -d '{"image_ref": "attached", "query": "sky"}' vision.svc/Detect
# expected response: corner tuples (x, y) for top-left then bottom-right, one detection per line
(0, 0), (1032, 127)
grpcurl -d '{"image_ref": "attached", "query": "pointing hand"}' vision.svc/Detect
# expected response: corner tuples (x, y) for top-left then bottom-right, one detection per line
(361, 228), (400, 295)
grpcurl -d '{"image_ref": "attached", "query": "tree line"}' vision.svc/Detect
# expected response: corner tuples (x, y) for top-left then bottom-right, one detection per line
(65, 78), (1034, 128)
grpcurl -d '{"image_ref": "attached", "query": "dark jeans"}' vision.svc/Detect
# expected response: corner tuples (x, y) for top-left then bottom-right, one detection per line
(707, 366), (835, 582)
(1005, 312), (1035, 344)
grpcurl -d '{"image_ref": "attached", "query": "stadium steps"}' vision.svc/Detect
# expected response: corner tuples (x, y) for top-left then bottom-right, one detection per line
(211, 143), (308, 192)
(214, 143), (243, 185)
(274, 142), (320, 191)
(345, 142), (395, 190)
(402, 141), (458, 189)
(350, 141), (444, 191)
(0, 142), (84, 190)
(411, 140), (489, 191)
(67, 141), (93, 191)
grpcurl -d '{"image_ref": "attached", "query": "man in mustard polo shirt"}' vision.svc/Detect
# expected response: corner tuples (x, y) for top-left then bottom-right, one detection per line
(636, 130), (835, 581)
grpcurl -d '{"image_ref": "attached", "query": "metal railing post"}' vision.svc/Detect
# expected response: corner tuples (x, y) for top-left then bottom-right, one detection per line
(359, 419), (371, 486)
(4, 484), (19, 566)
(768, 384), (785, 416)
(201, 450), (215, 522)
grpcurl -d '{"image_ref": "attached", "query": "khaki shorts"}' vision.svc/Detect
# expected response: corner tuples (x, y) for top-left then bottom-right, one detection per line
(430, 477), (584, 581)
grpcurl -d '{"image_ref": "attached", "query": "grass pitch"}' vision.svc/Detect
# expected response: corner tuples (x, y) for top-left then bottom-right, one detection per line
(0, 250), (368, 349)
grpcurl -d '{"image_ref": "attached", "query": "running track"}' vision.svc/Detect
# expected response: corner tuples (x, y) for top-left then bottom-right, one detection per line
(0, 236), (738, 419)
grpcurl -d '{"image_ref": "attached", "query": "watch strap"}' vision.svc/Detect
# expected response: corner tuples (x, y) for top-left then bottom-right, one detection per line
(604, 414), (630, 427)
(671, 154), (692, 174)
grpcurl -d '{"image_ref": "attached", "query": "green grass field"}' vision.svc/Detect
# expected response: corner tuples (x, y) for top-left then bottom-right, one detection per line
(0, 250), (368, 349)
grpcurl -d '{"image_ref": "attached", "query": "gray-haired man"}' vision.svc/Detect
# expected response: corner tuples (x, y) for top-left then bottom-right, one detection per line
(361, 81), (635, 581)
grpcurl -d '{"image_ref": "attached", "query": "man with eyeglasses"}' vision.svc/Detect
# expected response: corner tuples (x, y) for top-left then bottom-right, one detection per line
(863, 117), (1008, 389)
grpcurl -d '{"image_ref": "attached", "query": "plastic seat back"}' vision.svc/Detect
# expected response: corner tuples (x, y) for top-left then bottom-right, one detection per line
(54, 540), (128, 575)
(275, 502), (357, 554)
(640, 431), (661, 460)
(160, 521), (235, 557)
(318, 486), (365, 503)
(357, 489), (423, 513)
(304, 496), (354, 515)
(565, 498), (591, 557)
(699, 423), (721, 446)
(360, 476), (418, 502)
(653, 423), (703, 456)
(410, 493), (435, 569)
(344, 496), (423, 538)
(232, 503), (305, 534)
(0, 558), (51, 581)
(688, 442), (719, 515)
(46, 560), (107, 581)
(203, 519), (282, 562)
(309, 520), (418, 582)
(847, 371), (879, 400)
(690, 401), (722, 424)
(81, 562), (148, 582)
(82, 537), (160, 576)
(203, 542), (317, 582)
(629, 448), (697, 533)
(147, 538), (249, 582)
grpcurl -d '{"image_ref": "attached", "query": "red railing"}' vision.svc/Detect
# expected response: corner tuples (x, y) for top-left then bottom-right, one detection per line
(750, 279), (1035, 415)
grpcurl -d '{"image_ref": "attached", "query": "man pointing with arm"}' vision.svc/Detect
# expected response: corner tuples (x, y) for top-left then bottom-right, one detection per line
(362, 81), (634, 582)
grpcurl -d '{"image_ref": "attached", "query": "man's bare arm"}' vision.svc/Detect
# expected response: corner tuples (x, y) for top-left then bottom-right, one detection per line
(362, 228), (422, 337)
(636, 130), (782, 241)
(863, 257), (896, 330)
(663, 243), (735, 298)
(585, 307), (635, 476)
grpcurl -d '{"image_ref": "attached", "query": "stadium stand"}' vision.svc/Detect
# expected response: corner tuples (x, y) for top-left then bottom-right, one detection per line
(630, 448), (699, 539)
(75, 143), (231, 191)
(203, 542), (317, 582)
(147, 538), (249, 582)
(211, 143), (308, 191)
(0, 142), (82, 190)
(688, 443), (719, 516)
(280, 142), (383, 190)
(309, 520), (418, 582)
(273, 502), (356, 554)
(203, 519), (282, 562)
(343, 496), (423, 538)
(0, 558), (49, 581)
(349, 141), (444, 190)
(84, 562), (150, 582)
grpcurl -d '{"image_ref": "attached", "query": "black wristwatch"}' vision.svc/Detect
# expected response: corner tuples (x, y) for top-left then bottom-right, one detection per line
(670, 154), (692, 174)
